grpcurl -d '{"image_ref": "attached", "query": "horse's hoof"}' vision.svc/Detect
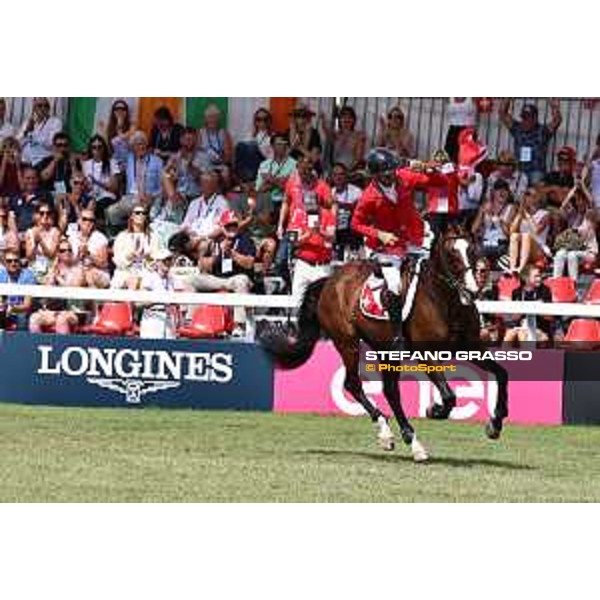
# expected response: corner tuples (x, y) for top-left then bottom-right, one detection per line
(426, 404), (452, 420)
(379, 437), (395, 452)
(375, 416), (395, 451)
(485, 418), (503, 440)
(411, 438), (429, 463)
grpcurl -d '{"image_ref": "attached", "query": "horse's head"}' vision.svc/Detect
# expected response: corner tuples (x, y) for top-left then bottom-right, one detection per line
(434, 224), (479, 296)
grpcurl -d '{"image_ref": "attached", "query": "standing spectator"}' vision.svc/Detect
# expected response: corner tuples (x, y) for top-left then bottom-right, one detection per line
(166, 127), (202, 201)
(0, 136), (23, 197)
(56, 174), (95, 234)
(552, 183), (598, 280)
(287, 104), (322, 171)
(37, 132), (78, 195)
(105, 131), (163, 233)
(24, 204), (61, 281)
(82, 135), (120, 212)
(197, 104), (233, 179)
(472, 179), (515, 262)
(149, 106), (184, 163)
(8, 167), (52, 234)
(376, 106), (415, 159)
(0, 98), (15, 142)
(487, 151), (529, 200)
(330, 163), (363, 261)
(67, 208), (111, 289)
(181, 170), (229, 248)
(0, 247), (37, 331)
(499, 99), (562, 185)
(29, 238), (87, 335)
(256, 133), (297, 226)
(321, 106), (366, 175)
(509, 188), (551, 274)
(444, 97), (477, 164)
(106, 99), (134, 172)
(17, 98), (63, 167)
(234, 108), (274, 182)
(503, 264), (554, 344)
(111, 204), (160, 289)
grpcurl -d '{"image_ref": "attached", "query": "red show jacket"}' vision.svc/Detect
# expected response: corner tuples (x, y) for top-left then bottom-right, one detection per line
(351, 167), (426, 255)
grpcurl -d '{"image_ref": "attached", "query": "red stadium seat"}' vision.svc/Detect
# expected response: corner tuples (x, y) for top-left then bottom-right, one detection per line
(581, 255), (597, 274)
(583, 279), (600, 305)
(497, 274), (520, 301)
(544, 277), (577, 303)
(564, 319), (600, 342)
(84, 303), (136, 336)
(178, 305), (234, 339)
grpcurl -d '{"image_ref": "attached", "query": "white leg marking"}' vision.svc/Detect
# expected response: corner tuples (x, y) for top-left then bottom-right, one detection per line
(376, 415), (395, 451)
(411, 434), (429, 463)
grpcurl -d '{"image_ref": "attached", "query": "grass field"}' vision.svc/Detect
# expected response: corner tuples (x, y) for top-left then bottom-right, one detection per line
(0, 403), (599, 502)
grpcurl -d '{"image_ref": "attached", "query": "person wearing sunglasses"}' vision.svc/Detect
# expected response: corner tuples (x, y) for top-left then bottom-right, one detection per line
(0, 247), (37, 331)
(29, 239), (86, 335)
(56, 175), (95, 235)
(105, 99), (135, 172)
(24, 204), (60, 281)
(38, 132), (79, 196)
(111, 204), (160, 289)
(17, 98), (63, 167)
(286, 104), (322, 173)
(234, 108), (274, 183)
(82, 134), (120, 208)
(376, 106), (415, 159)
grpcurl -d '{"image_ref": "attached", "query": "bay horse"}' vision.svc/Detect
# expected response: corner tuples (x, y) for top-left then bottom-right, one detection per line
(260, 226), (509, 462)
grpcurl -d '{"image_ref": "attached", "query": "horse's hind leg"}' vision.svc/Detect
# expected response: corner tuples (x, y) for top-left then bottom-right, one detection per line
(335, 339), (395, 451)
(424, 367), (457, 420)
(382, 371), (428, 462)
(471, 359), (509, 440)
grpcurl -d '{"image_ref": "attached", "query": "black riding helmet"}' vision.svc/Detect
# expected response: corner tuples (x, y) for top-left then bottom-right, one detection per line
(366, 148), (400, 176)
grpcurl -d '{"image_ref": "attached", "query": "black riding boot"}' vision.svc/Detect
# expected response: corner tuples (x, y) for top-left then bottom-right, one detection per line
(382, 289), (403, 347)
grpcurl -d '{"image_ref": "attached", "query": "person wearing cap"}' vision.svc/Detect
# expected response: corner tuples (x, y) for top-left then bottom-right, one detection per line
(487, 151), (529, 200)
(286, 104), (322, 171)
(139, 248), (179, 339)
(541, 146), (577, 205)
(499, 98), (562, 185)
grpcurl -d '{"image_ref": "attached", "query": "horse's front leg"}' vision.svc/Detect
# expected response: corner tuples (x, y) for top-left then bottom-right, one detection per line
(470, 359), (509, 439)
(382, 371), (428, 462)
(424, 365), (457, 420)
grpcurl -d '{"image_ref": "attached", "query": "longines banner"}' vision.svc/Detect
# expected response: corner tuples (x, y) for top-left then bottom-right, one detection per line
(0, 333), (274, 410)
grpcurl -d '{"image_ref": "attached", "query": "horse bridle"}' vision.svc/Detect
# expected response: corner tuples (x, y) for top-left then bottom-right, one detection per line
(434, 234), (477, 304)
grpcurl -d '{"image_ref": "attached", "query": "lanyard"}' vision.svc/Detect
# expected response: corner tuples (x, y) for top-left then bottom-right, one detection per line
(197, 194), (217, 221)
(206, 130), (223, 155)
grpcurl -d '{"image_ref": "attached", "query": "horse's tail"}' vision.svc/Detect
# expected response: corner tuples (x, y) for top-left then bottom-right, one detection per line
(259, 277), (327, 369)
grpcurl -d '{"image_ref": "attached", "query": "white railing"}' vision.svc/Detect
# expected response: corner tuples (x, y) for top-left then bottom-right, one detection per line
(2, 283), (600, 341)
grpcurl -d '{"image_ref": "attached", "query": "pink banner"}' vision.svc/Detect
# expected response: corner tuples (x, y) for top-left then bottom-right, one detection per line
(274, 343), (563, 425)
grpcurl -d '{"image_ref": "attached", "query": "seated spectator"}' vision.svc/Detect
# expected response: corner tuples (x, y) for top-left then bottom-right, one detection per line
(25, 204), (60, 281)
(181, 170), (229, 252)
(472, 179), (515, 262)
(0, 136), (23, 197)
(234, 108), (274, 183)
(187, 210), (256, 337)
(552, 182), (598, 280)
(509, 188), (550, 274)
(165, 127), (202, 201)
(0, 247), (36, 330)
(487, 151), (529, 200)
(139, 248), (179, 339)
(0, 98), (15, 142)
(82, 135), (120, 216)
(503, 264), (554, 344)
(105, 99), (134, 172)
(197, 104), (233, 182)
(278, 156), (335, 298)
(590, 134), (600, 209)
(473, 258), (501, 342)
(67, 209), (111, 289)
(56, 174), (95, 235)
(321, 106), (366, 175)
(0, 201), (19, 256)
(541, 146), (577, 206)
(111, 205), (160, 289)
(499, 99), (562, 185)
(376, 106), (415, 159)
(287, 104), (322, 172)
(256, 133), (297, 227)
(37, 132), (79, 196)
(458, 169), (484, 228)
(17, 98), (62, 167)
(149, 106), (184, 163)
(8, 166), (52, 234)
(105, 131), (163, 234)
(228, 179), (277, 275)
(29, 238), (87, 335)
(444, 97), (477, 164)
(330, 162), (362, 261)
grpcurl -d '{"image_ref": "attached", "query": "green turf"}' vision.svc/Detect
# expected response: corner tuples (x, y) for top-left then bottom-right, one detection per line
(0, 403), (599, 502)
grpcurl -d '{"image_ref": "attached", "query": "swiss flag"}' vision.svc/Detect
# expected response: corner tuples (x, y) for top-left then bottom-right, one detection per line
(457, 128), (488, 178)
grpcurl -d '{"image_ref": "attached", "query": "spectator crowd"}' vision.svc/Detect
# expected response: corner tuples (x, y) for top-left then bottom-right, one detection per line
(1, 96), (600, 343)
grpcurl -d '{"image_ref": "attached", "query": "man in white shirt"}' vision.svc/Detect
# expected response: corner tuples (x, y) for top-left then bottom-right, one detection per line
(331, 162), (362, 260)
(0, 98), (15, 142)
(17, 98), (63, 166)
